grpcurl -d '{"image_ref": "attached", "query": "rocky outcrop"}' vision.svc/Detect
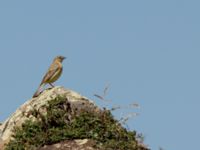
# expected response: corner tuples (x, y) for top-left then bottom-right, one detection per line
(0, 87), (99, 149)
(0, 86), (149, 150)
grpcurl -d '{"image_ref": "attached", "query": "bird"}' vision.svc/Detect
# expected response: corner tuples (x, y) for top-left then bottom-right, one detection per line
(33, 56), (66, 97)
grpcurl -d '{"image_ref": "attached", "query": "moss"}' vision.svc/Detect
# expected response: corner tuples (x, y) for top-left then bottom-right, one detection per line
(5, 96), (147, 150)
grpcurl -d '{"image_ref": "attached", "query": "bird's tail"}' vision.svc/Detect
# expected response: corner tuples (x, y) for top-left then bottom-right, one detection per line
(33, 84), (44, 98)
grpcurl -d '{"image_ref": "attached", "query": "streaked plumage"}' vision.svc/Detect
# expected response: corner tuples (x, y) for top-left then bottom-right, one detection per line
(33, 56), (65, 97)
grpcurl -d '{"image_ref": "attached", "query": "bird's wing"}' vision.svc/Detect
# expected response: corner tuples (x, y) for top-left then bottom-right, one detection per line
(40, 62), (60, 85)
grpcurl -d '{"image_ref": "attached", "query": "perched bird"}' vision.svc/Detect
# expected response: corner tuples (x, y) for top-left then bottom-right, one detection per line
(33, 56), (66, 97)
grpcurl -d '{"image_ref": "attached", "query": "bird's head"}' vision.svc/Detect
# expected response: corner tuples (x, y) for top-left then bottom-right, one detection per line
(54, 56), (66, 62)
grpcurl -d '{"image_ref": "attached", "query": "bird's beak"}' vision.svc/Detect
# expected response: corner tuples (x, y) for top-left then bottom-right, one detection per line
(62, 56), (66, 60)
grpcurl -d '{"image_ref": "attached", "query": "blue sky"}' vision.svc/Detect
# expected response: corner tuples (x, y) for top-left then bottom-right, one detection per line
(0, 1), (199, 150)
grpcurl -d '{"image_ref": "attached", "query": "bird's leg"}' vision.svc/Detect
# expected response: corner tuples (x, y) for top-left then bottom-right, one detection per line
(49, 83), (55, 88)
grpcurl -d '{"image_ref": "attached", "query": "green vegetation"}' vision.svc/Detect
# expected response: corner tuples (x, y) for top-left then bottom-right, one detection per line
(5, 96), (147, 150)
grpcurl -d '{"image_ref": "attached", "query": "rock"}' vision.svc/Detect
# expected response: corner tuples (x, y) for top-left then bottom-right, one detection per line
(0, 86), (149, 150)
(38, 139), (97, 150)
(0, 86), (99, 149)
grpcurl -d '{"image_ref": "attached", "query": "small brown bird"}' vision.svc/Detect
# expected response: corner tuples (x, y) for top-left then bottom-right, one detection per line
(33, 56), (66, 97)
